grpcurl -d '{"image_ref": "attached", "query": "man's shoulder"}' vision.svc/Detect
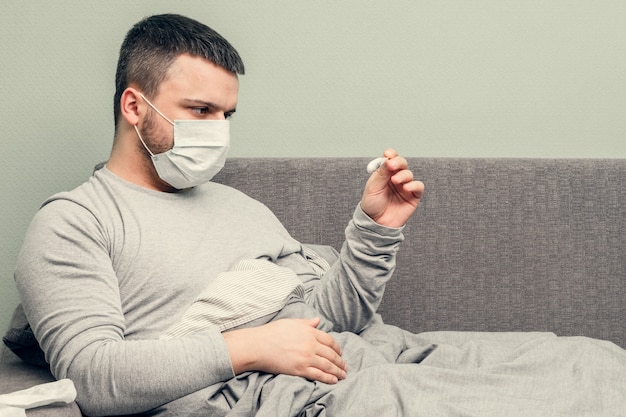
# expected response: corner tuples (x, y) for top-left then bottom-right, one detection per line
(41, 169), (109, 211)
(35, 166), (276, 224)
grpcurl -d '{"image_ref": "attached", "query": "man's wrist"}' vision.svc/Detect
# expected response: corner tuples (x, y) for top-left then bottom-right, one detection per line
(222, 327), (258, 375)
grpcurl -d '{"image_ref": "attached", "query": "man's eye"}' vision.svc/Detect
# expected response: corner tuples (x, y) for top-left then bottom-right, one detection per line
(192, 107), (209, 115)
(224, 111), (235, 119)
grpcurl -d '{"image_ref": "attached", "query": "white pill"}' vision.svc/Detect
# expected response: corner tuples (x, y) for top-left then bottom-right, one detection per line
(366, 157), (387, 174)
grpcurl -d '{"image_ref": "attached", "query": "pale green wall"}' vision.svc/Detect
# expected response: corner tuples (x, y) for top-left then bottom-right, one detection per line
(1, 1), (626, 334)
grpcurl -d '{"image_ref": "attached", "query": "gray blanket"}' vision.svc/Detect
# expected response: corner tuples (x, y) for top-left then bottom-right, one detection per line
(146, 297), (626, 416)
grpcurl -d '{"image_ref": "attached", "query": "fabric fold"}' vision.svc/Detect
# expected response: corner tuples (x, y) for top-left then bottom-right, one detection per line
(161, 259), (306, 338)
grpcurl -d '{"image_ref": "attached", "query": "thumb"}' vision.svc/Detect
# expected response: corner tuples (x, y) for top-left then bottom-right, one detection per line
(366, 158), (393, 192)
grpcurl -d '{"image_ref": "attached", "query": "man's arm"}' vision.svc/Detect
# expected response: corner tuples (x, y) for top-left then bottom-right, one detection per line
(223, 149), (423, 384)
(299, 148), (424, 332)
(15, 201), (235, 416)
(302, 203), (406, 332)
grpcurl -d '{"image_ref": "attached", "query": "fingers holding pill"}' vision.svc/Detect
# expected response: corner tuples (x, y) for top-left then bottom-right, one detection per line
(362, 148), (424, 227)
(365, 148), (403, 172)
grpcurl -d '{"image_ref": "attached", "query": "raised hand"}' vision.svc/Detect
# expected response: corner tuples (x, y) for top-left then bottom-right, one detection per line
(361, 148), (425, 228)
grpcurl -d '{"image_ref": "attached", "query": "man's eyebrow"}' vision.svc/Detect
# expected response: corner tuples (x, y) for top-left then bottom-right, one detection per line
(182, 98), (236, 113)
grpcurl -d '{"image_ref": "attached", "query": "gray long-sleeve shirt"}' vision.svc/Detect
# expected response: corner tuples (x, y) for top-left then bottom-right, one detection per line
(15, 166), (404, 416)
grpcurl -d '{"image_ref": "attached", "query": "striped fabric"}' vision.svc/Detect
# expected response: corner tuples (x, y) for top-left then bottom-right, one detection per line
(301, 245), (332, 279)
(161, 248), (330, 339)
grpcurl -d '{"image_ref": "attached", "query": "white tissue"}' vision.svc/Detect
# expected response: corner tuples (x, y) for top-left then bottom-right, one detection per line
(0, 379), (76, 417)
(0, 405), (25, 417)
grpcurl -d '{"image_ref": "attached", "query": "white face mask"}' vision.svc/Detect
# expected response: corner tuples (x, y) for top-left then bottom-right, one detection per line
(134, 93), (230, 189)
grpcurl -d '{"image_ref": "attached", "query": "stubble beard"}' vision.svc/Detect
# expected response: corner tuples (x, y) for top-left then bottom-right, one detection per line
(138, 109), (173, 157)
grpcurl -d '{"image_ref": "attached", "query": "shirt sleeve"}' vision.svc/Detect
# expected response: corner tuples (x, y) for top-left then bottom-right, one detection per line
(279, 203), (405, 334)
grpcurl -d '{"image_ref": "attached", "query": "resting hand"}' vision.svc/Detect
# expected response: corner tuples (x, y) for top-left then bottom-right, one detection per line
(223, 317), (347, 384)
(361, 148), (425, 228)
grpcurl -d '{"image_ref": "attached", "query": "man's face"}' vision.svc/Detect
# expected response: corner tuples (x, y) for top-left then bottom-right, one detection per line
(139, 53), (239, 154)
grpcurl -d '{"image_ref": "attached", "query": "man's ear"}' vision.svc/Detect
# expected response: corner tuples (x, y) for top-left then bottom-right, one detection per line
(120, 87), (143, 127)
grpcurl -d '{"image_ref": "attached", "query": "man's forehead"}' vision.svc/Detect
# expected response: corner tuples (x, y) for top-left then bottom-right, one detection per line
(166, 53), (235, 80)
(160, 54), (239, 101)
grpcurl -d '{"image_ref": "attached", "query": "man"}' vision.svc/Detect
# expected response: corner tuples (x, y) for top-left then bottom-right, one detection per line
(15, 14), (424, 416)
(15, 13), (626, 417)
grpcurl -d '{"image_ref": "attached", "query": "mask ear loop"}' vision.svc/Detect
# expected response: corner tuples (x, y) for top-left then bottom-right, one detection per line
(134, 125), (155, 157)
(134, 91), (175, 157)
(138, 93), (175, 125)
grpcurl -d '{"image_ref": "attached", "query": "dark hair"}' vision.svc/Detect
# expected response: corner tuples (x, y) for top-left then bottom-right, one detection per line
(113, 14), (245, 130)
